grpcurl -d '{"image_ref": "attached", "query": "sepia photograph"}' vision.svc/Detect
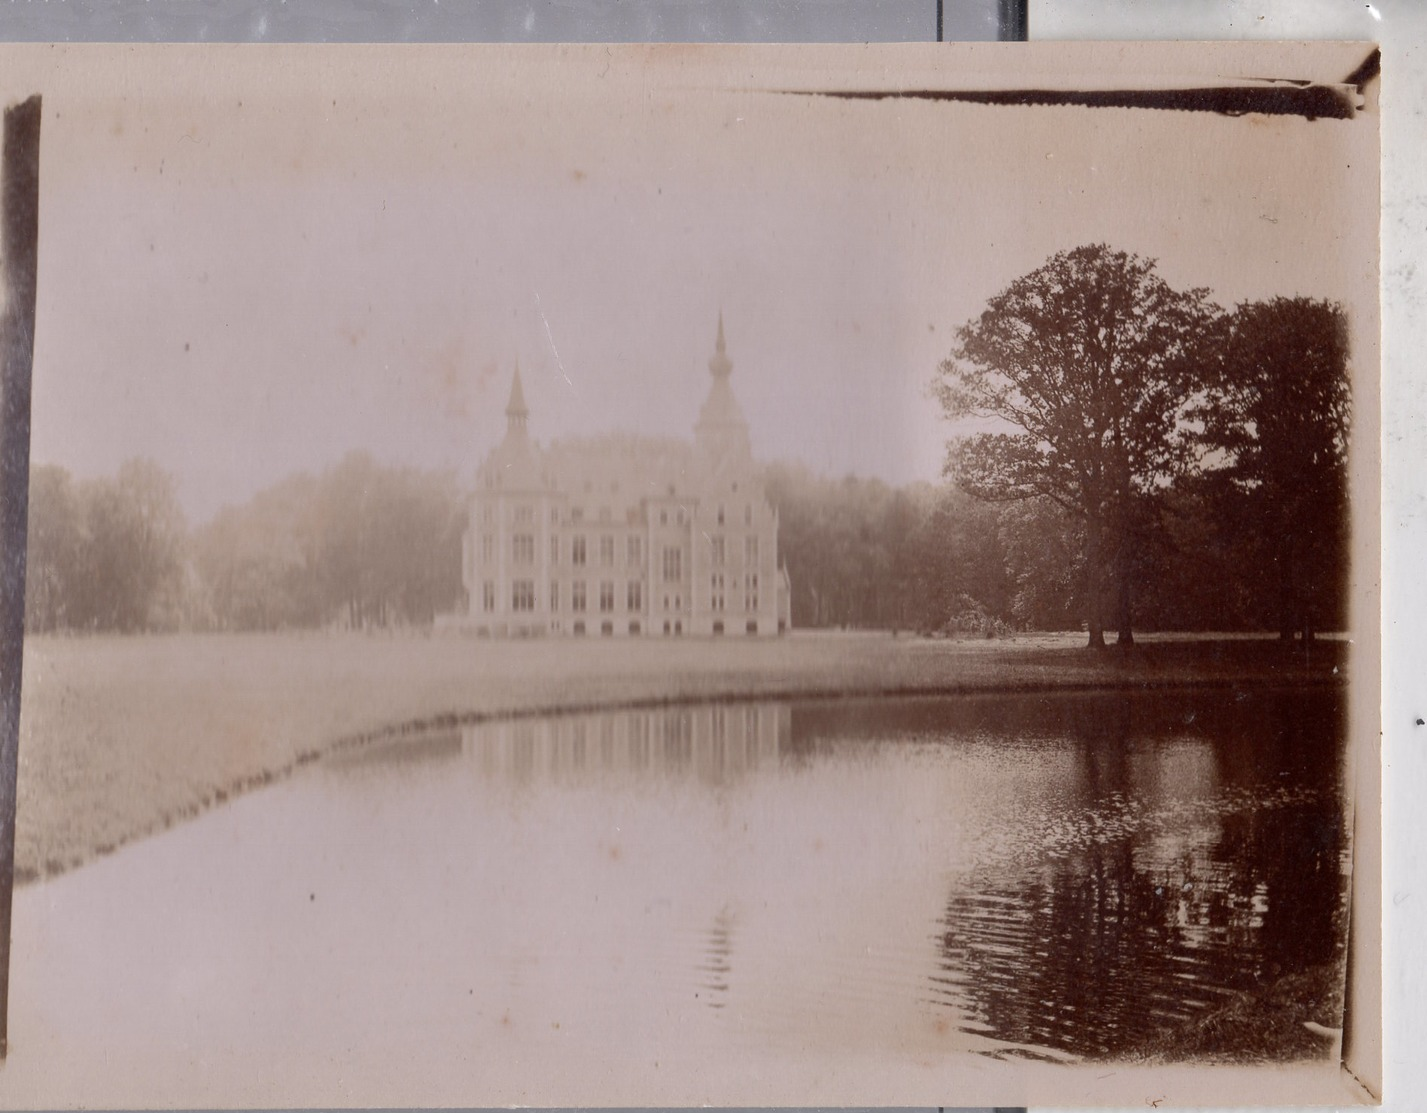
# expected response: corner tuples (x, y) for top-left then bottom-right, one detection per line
(0, 41), (1379, 1106)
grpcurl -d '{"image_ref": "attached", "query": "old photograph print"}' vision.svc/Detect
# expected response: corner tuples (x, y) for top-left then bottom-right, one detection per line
(0, 42), (1378, 1107)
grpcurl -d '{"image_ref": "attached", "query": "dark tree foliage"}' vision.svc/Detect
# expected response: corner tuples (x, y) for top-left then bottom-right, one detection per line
(765, 465), (1021, 635)
(1196, 297), (1351, 640)
(998, 497), (1085, 632)
(935, 244), (1223, 647)
(765, 464), (939, 629)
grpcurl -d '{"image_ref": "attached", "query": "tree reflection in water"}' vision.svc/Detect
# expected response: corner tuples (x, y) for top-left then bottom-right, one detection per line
(935, 688), (1348, 1061)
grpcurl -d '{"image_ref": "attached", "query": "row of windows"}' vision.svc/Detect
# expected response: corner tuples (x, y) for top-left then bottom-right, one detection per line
(482, 501), (762, 530)
(483, 579), (645, 614)
(482, 573), (759, 616)
(477, 532), (761, 577)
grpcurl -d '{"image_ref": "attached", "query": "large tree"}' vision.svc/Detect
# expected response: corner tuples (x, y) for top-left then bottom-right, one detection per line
(935, 244), (1222, 647)
(1198, 297), (1351, 640)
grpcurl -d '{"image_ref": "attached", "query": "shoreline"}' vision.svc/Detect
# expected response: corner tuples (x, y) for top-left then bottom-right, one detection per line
(16, 630), (1348, 885)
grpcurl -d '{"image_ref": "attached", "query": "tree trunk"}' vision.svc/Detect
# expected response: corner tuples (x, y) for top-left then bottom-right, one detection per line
(1116, 568), (1135, 647)
(1086, 512), (1106, 649)
(1277, 538), (1296, 642)
(1115, 538), (1135, 647)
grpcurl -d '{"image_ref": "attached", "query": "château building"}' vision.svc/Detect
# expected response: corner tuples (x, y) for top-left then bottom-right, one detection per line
(457, 317), (791, 637)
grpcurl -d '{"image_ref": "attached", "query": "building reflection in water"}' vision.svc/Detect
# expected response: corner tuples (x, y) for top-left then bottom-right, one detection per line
(459, 702), (789, 787)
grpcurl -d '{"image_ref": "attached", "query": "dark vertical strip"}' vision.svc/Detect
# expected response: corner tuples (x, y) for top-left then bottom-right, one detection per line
(936, 0), (943, 42)
(999, 0), (1028, 41)
(0, 93), (41, 1059)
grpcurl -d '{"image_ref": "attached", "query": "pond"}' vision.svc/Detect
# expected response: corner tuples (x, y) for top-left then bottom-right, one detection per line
(8, 686), (1350, 1105)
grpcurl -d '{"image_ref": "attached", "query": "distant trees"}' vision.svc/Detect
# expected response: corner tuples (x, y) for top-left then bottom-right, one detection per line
(194, 452), (465, 631)
(934, 244), (1222, 648)
(26, 452), (466, 635)
(25, 458), (187, 632)
(765, 465), (935, 629)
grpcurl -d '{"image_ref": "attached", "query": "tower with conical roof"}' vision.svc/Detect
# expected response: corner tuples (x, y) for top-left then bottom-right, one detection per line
(694, 312), (752, 472)
(505, 362), (529, 432)
(479, 361), (543, 492)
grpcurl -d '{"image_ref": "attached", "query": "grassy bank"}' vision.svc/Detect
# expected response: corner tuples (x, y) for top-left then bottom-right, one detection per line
(1125, 961), (1347, 1064)
(16, 629), (1345, 883)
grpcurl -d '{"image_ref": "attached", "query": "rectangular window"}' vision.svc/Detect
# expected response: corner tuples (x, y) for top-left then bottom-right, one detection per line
(744, 504), (753, 526)
(550, 581), (559, 612)
(512, 580), (535, 612)
(572, 536), (587, 566)
(659, 509), (668, 526)
(627, 580), (642, 611)
(482, 581), (495, 612)
(600, 535), (615, 567)
(717, 504), (725, 526)
(711, 572), (725, 612)
(514, 504), (534, 526)
(744, 572), (759, 612)
(481, 534), (495, 563)
(550, 535), (560, 565)
(599, 581), (615, 613)
(745, 535), (759, 566)
(512, 534), (535, 566)
(711, 536), (725, 566)
(572, 581), (587, 612)
(626, 535), (643, 568)
(662, 546), (682, 583)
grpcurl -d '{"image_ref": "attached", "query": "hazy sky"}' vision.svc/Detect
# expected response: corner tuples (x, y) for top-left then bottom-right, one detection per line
(10, 43), (1377, 522)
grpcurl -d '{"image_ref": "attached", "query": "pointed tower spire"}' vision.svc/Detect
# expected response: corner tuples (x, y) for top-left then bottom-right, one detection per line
(506, 361), (528, 432)
(709, 311), (732, 380)
(696, 310), (750, 467)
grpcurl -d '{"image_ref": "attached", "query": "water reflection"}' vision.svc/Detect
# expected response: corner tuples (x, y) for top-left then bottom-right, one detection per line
(336, 703), (790, 786)
(934, 688), (1348, 1060)
(319, 686), (1346, 1064)
(698, 907), (736, 1010)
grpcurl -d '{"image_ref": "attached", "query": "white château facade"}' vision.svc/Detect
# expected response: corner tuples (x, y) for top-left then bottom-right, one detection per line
(457, 317), (791, 637)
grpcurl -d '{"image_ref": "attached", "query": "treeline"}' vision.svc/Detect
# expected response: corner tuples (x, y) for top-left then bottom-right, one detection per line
(23, 444), (1345, 639)
(765, 467), (1345, 637)
(25, 452), (465, 633)
(24, 248), (1349, 641)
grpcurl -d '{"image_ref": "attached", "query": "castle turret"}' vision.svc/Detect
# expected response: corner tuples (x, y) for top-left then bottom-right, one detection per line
(481, 361), (543, 491)
(694, 312), (752, 470)
(506, 363), (529, 432)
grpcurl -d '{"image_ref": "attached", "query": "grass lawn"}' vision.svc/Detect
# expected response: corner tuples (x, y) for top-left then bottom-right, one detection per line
(15, 628), (1346, 883)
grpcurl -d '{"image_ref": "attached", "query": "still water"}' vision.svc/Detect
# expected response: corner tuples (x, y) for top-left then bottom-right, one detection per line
(9, 687), (1349, 1104)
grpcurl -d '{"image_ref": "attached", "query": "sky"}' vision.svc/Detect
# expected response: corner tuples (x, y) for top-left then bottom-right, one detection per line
(6, 42), (1378, 523)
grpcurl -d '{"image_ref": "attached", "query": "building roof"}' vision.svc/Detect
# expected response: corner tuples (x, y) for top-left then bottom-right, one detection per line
(477, 318), (756, 500)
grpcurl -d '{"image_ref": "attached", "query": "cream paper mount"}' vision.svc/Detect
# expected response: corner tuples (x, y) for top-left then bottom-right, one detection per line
(0, 41), (1380, 1108)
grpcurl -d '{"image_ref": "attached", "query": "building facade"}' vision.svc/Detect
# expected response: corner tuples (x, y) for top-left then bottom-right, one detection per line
(458, 318), (791, 637)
